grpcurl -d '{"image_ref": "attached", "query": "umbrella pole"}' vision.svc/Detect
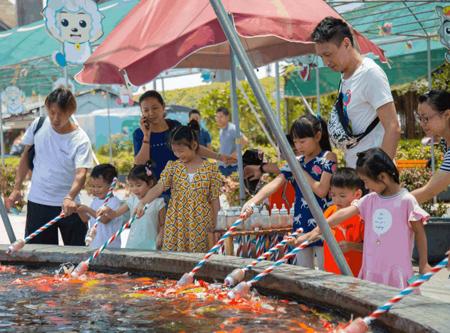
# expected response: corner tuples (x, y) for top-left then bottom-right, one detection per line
(275, 61), (281, 161)
(230, 50), (246, 206)
(427, 37), (436, 205)
(210, 0), (352, 276)
(106, 92), (113, 164)
(315, 66), (320, 115)
(0, 97), (4, 168)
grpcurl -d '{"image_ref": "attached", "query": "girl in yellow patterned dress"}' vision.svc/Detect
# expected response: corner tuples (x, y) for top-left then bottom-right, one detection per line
(135, 125), (222, 253)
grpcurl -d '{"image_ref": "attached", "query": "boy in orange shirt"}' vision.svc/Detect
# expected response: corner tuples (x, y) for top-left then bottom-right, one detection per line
(323, 168), (365, 276)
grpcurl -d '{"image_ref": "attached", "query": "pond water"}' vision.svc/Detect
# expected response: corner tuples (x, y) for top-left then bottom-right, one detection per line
(0, 264), (352, 332)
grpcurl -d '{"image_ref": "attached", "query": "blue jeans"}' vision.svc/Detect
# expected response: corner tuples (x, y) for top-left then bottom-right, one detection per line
(219, 165), (238, 176)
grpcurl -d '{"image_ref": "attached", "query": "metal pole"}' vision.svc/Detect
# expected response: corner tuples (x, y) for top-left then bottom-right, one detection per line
(210, 0), (352, 276)
(106, 92), (113, 164)
(153, 79), (157, 90)
(284, 97), (289, 133)
(161, 77), (166, 99)
(427, 38), (437, 204)
(275, 62), (281, 121)
(230, 49), (246, 206)
(315, 66), (321, 115)
(275, 61), (281, 161)
(0, 195), (17, 243)
(64, 66), (69, 89)
(0, 95), (4, 168)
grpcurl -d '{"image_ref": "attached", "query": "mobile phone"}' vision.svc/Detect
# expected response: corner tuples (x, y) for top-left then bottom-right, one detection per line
(142, 116), (150, 130)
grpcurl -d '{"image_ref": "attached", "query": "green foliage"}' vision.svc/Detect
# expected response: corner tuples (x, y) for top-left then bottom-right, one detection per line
(397, 139), (444, 167)
(0, 157), (24, 210)
(0, 162), (18, 197)
(97, 150), (135, 176)
(400, 168), (447, 217)
(391, 62), (450, 96)
(97, 135), (133, 156)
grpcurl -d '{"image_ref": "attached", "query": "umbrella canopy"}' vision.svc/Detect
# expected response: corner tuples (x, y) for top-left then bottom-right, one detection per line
(76, 0), (386, 86)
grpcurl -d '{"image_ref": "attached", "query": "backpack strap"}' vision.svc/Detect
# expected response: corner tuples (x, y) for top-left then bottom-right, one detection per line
(335, 80), (379, 143)
(33, 116), (45, 136)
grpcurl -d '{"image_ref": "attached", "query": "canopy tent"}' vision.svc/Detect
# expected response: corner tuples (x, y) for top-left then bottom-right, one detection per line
(0, 0), (139, 97)
(284, 1), (449, 97)
(285, 39), (446, 97)
(75, 0), (386, 86)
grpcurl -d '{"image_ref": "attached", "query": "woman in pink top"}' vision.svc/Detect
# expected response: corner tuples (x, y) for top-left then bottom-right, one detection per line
(293, 148), (431, 289)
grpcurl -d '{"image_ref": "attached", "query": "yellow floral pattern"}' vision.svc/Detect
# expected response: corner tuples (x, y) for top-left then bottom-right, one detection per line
(160, 160), (222, 253)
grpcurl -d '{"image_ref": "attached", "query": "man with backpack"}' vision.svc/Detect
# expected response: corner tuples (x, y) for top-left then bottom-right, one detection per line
(312, 17), (400, 167)
(7, 88), (93, 245)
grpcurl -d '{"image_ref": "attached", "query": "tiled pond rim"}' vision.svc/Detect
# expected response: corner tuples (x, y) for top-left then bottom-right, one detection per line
(1, 244), (449, 333)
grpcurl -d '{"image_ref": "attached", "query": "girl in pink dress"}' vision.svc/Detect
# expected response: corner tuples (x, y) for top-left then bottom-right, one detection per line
(292, 148), (431, 289)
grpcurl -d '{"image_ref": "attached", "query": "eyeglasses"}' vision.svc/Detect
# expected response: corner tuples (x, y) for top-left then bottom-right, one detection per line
(415, 111), (440, 125)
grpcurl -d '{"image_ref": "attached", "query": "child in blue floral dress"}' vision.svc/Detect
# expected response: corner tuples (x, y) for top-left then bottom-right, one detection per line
(242, 114), (336, 269)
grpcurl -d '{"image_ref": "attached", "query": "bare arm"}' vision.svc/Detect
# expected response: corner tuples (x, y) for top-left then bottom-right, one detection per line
(327, 205), (360, 227)
(411, 220), (431, 274)
(246, 174), (286, 206)
(77, 205), (92, 224)
(134, 140), (150, 165)
(6, 145), (31, 208)
(140, 182), (165, 206)
(63, 168), (88, 216)
(303, 152), (337, 198)
(412, 170), (450, 204)
(377, 102), (401, 160)
(97, 203), (130, 222)
(288, 205), (360, 246)
(198, 145), (230, 163)
(156, 206), (166, 250)
(339, 241), (363, 253)
(209, 197), (220, 231)
(134, 117), (152, 165)
(77, 205), (96, 223)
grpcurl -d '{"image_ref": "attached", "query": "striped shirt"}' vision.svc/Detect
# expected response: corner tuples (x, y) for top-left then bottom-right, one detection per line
(440, 139), (450, 173)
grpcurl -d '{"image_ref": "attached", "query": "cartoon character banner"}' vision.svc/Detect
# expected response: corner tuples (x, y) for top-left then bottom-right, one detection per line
(1, 86), (26, 117)
(43, 0), (104, 67)
(286, 54), (317, 81)
(436, 5), (450, 62)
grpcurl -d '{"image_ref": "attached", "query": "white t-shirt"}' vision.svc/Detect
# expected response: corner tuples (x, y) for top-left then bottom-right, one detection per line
(22, 117), (93, 206)
(340, 57), (394, 168)
(88, 196), (123, 249)
(126, 195), (165, 250)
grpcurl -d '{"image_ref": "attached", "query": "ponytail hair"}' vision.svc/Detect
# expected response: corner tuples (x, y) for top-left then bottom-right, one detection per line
(289, 113), (332, 152)
(128, 161), (157, 185)
(170, 125), (199, 151)
(356, 148), (400, 184)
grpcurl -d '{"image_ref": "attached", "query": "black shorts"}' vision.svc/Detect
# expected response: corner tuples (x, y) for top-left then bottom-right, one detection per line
(25, 201), (87, 246)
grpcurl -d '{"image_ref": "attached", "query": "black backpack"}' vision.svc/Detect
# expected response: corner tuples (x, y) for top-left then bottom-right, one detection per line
(27, 117), (45, 170)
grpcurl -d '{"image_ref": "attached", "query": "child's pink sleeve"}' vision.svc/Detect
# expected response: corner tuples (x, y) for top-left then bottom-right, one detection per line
(351, 193), (371, 223)
(407, 194), (429, 227)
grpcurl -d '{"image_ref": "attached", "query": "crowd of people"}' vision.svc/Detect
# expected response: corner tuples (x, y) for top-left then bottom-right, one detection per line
(4, 17), (450, 290)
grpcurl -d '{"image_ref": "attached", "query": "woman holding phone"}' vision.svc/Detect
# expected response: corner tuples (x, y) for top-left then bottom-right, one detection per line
(133, 90), (234, 180)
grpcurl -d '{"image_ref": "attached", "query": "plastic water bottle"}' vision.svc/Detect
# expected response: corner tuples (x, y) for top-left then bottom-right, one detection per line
(279, 204), (289, 227)
(271, 205), (280, 229)
(233, 208), (242, 230)
(251, 206), (262, 230)
(225, 209), (233, 229)
(260, 206), (270, 229)
(217, 209), (226, 230)
(289, 206), (295, 228)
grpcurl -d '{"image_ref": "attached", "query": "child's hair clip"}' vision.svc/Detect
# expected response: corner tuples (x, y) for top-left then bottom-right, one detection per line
(145, 166), (153, 177)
